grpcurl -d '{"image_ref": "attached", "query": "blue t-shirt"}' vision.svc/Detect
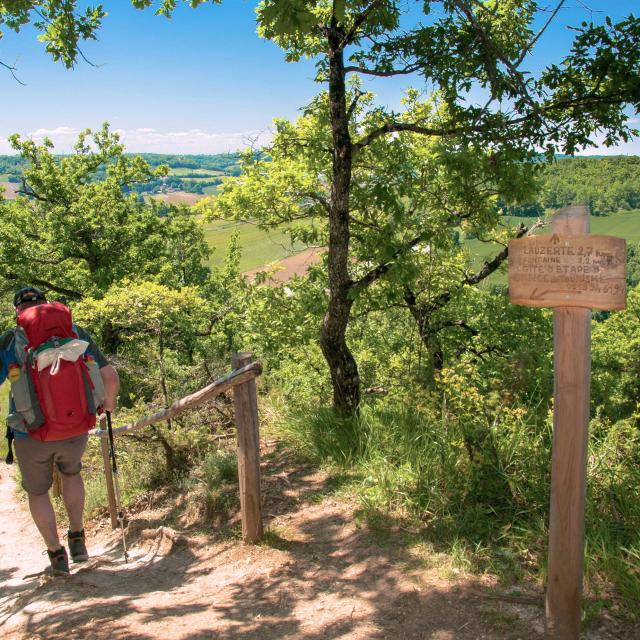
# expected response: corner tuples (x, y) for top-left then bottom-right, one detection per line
(0, 325), (108, 437)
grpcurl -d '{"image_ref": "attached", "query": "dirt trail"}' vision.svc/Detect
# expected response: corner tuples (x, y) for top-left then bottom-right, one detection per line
(0, 448), (631, 640)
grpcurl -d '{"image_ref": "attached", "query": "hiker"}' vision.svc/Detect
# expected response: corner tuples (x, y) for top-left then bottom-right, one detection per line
(0, 287), (119, 575)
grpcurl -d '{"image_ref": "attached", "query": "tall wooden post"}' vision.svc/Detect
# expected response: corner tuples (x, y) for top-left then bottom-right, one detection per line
(546, 206), (591, 639)
(509, 204), (627, 640)
(232, 352), (263, 543)
(99, 414), (118, 529)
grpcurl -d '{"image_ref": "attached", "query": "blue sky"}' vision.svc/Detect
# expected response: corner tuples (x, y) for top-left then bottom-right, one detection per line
(1, 0), (638, 155)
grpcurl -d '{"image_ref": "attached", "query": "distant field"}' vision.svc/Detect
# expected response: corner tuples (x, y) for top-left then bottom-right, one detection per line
(207, 209), (640, 280)
(0, 182), (19, 199)
(468, 209), (640, 284)
(145, 191), (206, 205)
(203, 220), (308, 272)
(168, 168), (224, 177)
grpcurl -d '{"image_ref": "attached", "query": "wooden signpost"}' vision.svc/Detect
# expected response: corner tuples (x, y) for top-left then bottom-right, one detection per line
(509, 205), (626, 640)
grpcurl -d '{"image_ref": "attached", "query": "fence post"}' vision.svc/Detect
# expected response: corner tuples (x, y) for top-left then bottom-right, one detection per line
(232, 352), (263, 543)
(99, 414), (118, 529)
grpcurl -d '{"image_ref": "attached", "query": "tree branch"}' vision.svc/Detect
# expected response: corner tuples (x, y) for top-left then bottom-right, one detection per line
(349, 210), (473, 293)
(0, 60), (26, 85)
(341, 0), (384, 47)
(1, 272), (83, 300)
(514, 1), (566, 68)
(344, 63), (422, 77)
(353, 121), (463, 153)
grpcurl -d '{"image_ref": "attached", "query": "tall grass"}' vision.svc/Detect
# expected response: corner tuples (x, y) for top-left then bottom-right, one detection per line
(279, 397), (639, 616)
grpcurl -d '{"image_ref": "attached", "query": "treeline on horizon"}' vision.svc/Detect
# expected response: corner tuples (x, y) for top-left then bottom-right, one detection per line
(501, 155), (640, 216)
(2, 153), (639, 215)
(0, 151), (243, 195)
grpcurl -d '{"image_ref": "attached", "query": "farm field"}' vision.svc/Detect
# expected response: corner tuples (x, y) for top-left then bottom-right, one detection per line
(468, 209), (640, 284)
(0, 182), (19, 199)
(204, 209), (640, 279)
(203, 219), (308, 272)
(168, 167), (224, 177)
(144, 191), (206, 205)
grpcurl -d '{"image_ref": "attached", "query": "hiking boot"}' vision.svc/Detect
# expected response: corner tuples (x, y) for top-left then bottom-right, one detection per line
(68, 529), (89, 563)
(47, 547), (70, 576)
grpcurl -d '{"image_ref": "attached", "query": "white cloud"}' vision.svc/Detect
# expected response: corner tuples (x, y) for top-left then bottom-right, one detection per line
(0, 126), (273, 154)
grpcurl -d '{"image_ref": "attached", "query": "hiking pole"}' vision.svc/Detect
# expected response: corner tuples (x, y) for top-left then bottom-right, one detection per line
(106, 411), (129, 563)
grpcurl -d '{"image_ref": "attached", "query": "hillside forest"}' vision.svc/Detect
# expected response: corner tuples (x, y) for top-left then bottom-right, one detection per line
(1, 0), (640, 632)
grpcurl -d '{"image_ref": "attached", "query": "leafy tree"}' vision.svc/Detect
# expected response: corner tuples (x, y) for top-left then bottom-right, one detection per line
(627, 243), (640, 290)
(540, 156), (640, 215)
(196, 1), (639, 414)
(592, 285), (640, 421)
(5, 1), (639, 418)
(0, 0), (105, 77)
(0, 124), (210, 301)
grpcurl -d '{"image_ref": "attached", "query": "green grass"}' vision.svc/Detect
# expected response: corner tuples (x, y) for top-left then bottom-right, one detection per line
(278, 398), (640, 619)
(203, 220), (308, 271)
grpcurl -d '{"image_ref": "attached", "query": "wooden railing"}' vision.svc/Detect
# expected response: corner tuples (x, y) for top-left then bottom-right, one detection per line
(92, 352), (264, 543)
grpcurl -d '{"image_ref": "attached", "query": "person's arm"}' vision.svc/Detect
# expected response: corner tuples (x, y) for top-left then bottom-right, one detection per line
(100, 364), (119, 413)
(0, 330), (14, 387)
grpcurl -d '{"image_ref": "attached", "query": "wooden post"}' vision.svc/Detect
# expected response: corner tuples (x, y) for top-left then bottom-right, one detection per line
(509, 205), (626, 638)
(545, 205), (591, 639)
(99, 415), (118, 529)
(232, 352), (263, 543)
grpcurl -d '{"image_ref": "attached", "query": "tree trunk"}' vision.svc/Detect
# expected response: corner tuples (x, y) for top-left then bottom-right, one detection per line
(319, 24), (360, 415)
(403, 288), (443, 385)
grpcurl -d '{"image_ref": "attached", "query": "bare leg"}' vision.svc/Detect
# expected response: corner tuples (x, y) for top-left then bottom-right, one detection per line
(27, 492), (61, 551)
(60, 472), (85, 532)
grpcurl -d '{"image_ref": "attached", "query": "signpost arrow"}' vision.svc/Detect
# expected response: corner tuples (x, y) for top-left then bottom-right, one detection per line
(530, 288), (584, 301)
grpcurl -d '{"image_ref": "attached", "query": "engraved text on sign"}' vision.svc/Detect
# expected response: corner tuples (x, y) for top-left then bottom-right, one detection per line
(509, 234), (626, 310)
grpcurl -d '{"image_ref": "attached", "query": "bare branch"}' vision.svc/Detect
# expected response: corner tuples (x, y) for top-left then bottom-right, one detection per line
(300, 191), (331, 212)
(0, 60), (26, 85)
(1, 271), (83, 300)
(514, 1), (566, 68)
(353, 121), (462, 153)
(347, 89), (365, 122)
(464, 222), (527, 286)
(344, 63), (422, 77)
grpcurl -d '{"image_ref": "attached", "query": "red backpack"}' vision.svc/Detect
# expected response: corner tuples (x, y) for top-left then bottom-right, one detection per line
(16, 302), (97, 441)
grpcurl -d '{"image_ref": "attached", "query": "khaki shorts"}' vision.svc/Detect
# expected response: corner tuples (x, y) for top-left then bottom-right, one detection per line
(14, 434), (88, 495)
